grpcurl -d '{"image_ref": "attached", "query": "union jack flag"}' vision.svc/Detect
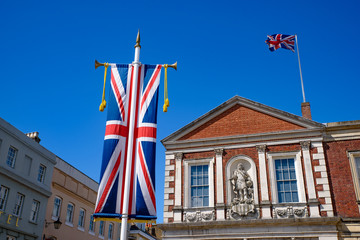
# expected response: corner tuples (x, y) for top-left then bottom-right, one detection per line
(265, 34), (295, 52)
(94, 63), (162, 221)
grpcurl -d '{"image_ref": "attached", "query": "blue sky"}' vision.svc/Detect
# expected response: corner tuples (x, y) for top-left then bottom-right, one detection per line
(1, 0), (359, 223)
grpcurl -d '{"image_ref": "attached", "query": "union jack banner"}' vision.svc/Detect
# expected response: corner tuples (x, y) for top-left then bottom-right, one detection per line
(94, 63), (162, 221)
(265, 34), (295, 52)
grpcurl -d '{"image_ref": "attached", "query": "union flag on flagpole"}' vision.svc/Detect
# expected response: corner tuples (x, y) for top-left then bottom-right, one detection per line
(94, 63), (162, 221)
(265, 34), (295, 52)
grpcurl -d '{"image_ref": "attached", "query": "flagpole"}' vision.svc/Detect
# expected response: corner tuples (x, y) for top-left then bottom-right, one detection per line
(295, 34), (306, 103)
(120, 30), (141, 240)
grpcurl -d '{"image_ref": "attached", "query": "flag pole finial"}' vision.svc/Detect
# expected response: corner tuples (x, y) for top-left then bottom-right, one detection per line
(135, 29), (141, 49)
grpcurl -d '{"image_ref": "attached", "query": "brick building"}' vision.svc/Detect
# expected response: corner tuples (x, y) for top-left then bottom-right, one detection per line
(158, 96), (360, 240)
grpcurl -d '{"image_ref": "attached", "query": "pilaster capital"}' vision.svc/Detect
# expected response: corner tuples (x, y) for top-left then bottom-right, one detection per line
(214, 148), (224, 156)
(175, 152), (183, 161)
(300, 141), (311, 151)
(256, 144), (267, 153)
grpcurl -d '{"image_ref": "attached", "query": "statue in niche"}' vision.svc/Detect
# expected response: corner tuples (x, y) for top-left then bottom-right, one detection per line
(229, 163), (255, 218)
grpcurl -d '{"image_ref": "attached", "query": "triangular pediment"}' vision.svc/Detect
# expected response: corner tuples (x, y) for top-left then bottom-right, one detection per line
(162, 96), (324, 144)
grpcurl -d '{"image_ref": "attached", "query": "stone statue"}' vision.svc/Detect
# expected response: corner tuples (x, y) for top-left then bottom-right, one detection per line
(229, 163), (255, 218)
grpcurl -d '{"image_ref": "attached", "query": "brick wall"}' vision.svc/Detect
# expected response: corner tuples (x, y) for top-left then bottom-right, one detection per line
(324, 139), (360, 218)
(179, 105), (305, 140)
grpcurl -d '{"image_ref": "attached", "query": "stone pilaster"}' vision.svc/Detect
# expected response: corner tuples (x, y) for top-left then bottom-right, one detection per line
(214, 148), (225, 220)
(300, 141), (320, 217)
(174, 152), (183, 222)
(256, 144), (271, 218)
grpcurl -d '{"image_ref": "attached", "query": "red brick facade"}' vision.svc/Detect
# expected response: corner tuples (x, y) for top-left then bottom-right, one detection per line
(160, 96), (360, 239)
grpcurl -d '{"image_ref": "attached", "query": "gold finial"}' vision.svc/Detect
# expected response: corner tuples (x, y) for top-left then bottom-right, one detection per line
(135, 29), (141, 48)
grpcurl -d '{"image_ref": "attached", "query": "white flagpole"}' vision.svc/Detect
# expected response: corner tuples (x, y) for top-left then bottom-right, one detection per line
(295, 34), (306, 103)
(120, 30), (141, 240)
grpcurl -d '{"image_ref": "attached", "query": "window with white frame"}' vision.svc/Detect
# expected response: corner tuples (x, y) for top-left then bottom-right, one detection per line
(12, 193), (25, 217)
(348, 151), (360, 202)
(99, 220), (104, 236)
(268, 151), (306, 204)
(66, 203), (74, 224)
(275, 158), (299, 203)
(108, 223), (113, 239)
(0, 185), (9, 211)
(183, 158), (214, 208)
(78, 208), (85, 229)
(190, 165), (209, 207)
(52, 197), (62, 219)
(29, 200), (40, 223)
(89, 215), (95, 233)
(6, 146), (17, 168)
(37, 164), (46, 183)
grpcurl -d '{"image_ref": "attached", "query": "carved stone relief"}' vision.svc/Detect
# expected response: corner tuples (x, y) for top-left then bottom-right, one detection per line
(183, 210), (215, 222)
(228, 163), (256, 219)
(272, 206), (309, 218)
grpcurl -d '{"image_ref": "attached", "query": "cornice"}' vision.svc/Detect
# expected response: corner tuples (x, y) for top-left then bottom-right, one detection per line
(163, 128), (324, 151)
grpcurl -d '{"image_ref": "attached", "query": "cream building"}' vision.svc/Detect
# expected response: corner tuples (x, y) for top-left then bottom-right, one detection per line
(43, 157), (120, 240)
(0, 117), (56, 240)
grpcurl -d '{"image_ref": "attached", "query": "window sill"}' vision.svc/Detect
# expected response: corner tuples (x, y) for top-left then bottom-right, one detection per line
(28, 220), (38, 225)
(65, 221), (74, 227)
(78, 226), (85, 232)
(51, 216), (59, 221)
(99, 235), (104, 239)
(89, 231), (95, 236)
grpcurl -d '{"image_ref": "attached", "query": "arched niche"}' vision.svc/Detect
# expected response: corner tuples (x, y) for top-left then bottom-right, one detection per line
(226, 154), (259, 206)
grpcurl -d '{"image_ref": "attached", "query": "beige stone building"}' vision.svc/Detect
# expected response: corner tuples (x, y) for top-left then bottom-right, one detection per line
(43, 157), (120, 240)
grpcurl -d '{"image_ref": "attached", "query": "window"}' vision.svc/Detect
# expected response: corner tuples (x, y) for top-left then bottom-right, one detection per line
(52, 197), (62, 218)
(0, 185), (9, 211)
(78, 208), (85, 228)
(37, 164), (46, 183)
(108, 223), (113, 239)
(348, 152), (360, 201)
(190, 165), (209, 207)
(268, 151), (306, 204)
(275, 159), (298, 203)
(6, 146), (17, 168)
(30, 200), (40, 223)
(89, 215), (95, 233)
(99, 221), (104, 236)
(12, 193), (24, 217)
(183, 158), (215, 208)
(6, 236), (16, 240)
(66, 203), (74, 224)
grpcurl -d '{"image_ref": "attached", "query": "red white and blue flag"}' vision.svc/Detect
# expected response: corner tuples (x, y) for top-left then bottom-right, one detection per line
(265, 34), (295, 52)
(94, 63), (162, 221)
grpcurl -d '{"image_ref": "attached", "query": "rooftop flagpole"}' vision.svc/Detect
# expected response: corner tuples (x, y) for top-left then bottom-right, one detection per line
(120, 29), (141, 240)
(295, 34), (306, 103)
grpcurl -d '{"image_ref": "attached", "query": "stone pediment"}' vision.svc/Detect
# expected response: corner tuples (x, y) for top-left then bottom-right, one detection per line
(162, 96), (324, 148)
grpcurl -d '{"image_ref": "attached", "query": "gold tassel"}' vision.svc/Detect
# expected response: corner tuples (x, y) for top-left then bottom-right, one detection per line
(163, 64), (169, 112)
(99, 63), (109, 112)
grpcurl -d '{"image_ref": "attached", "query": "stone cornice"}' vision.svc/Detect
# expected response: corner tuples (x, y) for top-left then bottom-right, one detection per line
(163, 128), (324, 152)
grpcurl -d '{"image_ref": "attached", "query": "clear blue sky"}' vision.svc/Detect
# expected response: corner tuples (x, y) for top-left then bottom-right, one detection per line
(1, 0), (359, 223)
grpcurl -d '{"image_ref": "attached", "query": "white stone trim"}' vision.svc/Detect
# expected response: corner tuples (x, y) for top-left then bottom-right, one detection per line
(348, 151), (360, 201)
(166, 154), (175, 160)
(215, 149), (224, 204)
(267, 151), (306, 204)
(214, 148), (225, 220)
(174, 153), (183, 207)
(312, 142), (333, 215)
(257, 145), (269, 202)
(183, 157), (215, 208)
